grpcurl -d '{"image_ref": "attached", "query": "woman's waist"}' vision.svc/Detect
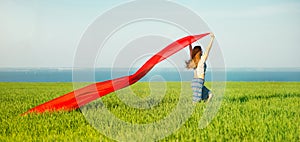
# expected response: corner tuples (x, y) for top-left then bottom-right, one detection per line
(194, 73), (205, 79)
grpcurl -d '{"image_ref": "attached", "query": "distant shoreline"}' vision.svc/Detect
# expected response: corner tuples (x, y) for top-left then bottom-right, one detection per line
(1, 67), (300, 71)
(0, 68), (299, 82)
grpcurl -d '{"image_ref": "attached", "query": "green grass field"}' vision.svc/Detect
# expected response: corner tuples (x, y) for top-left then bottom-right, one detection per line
(0, 82), (299, 141)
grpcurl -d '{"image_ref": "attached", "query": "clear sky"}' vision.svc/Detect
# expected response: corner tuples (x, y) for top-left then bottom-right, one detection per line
(0, 0), (299, 68)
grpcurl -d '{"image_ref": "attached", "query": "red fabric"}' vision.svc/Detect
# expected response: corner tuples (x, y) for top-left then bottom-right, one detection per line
(23, 33), (209, 114)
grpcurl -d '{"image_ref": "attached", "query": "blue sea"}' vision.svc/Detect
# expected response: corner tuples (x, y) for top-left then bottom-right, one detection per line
(0, 68), (299, 82)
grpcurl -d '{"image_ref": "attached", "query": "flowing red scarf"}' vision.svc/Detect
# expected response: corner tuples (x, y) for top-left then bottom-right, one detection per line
(23, 33), (209, 114)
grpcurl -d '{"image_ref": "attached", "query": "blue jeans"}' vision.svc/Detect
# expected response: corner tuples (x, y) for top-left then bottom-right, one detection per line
(191, 78), (211, 102)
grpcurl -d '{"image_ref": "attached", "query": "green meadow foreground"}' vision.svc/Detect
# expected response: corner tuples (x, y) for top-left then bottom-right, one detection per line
(0, 82), (299, 141)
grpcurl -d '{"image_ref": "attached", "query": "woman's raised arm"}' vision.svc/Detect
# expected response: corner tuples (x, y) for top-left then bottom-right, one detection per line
(189, 44), (193, 59)
(202, 33), (215, 62)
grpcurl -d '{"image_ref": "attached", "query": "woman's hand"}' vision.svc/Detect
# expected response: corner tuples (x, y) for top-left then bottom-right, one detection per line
(210, 33), (215, 39)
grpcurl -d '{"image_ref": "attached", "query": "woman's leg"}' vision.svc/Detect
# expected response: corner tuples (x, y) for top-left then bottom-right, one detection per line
(207, 93), (213, 102)
(202, 86), (213, 103)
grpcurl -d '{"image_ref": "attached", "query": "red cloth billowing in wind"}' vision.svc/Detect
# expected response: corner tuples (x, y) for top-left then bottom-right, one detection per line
(23, 33), (209, 114)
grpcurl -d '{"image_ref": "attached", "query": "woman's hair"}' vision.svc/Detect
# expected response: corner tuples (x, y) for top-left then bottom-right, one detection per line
(185, 46), (202, 69)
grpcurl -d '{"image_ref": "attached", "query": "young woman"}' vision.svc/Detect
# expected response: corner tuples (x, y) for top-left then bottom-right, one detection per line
(186, 33), (215, 103)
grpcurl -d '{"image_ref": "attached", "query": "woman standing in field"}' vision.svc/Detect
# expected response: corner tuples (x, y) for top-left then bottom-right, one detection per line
(186, 33), (215, 104)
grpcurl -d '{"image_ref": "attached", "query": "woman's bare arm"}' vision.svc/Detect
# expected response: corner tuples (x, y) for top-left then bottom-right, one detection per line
(202, 33), (215, 62)
(189, 44), (193, 59)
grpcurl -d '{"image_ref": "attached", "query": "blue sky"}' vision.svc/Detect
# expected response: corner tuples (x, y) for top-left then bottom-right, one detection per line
(0, 0), (299, 68)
